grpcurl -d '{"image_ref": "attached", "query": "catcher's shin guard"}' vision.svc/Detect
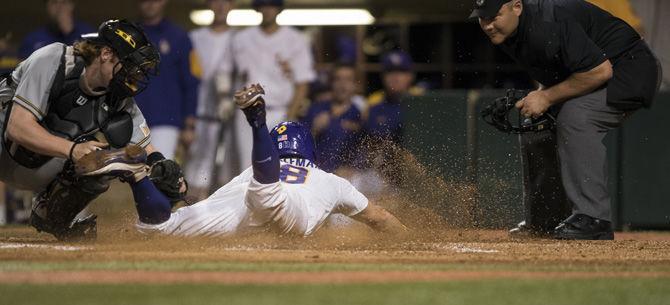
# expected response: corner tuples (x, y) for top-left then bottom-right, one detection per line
(518, 129), (571, 233)
(30, 170), (111, 241)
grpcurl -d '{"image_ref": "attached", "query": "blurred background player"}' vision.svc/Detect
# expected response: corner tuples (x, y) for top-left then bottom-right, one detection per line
(19, 0), (94, 60)
(183, 0), (236, 200)
(90, 84), (407, 237)
(0, 32), (23, 225)
(587, 0), (644, 35)
(364, 49), (424, 146)
(301, 63), (363, 174)
(0, 32), (19, 75)
(349, 50), (424, 197)
(135, 0), (201, 160)
(232, 0), (316, 173)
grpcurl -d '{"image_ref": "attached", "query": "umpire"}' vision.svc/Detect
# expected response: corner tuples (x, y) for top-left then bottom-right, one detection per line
(471, 0), (662, 239)
(0, 19), (187, 241)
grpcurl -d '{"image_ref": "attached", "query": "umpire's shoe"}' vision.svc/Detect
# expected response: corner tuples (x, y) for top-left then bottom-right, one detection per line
(235, 83), (266, 128)
(553, 214), (614, 240)
(74, 145), (148, 182)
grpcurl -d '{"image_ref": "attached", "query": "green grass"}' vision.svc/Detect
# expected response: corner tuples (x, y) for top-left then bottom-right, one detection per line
(2, 260), (669, 273)
(1, 279), (668, 305)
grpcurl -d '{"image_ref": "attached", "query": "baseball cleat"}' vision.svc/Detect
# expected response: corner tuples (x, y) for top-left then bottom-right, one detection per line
(29, 208), (98, 242)
(234, 83), (265, 109)
(74, 145), (148, 181)
(553, 214), (614, 240)
(508, 220), (552, 239)
(234, 83), (267, 127)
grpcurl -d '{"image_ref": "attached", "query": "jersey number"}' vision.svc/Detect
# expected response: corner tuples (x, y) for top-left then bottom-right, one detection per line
(280, 164), (309, 184)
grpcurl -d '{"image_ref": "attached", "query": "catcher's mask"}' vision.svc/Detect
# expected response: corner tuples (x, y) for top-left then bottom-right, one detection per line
(82, 19), (160, 102)
(270, 121), (317, 162)
(481, 89), (556, 134)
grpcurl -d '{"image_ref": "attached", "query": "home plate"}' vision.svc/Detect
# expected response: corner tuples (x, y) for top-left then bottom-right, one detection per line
(0, 242), (89, 251)
(431, 243), (500, 253)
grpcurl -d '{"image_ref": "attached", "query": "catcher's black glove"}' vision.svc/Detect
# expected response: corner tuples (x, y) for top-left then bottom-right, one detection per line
(147, 152), (187, 204)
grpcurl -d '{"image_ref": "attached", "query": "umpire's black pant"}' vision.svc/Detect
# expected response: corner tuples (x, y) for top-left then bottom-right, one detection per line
(521, 40), (662, 229)
(521, 87), (631, 230)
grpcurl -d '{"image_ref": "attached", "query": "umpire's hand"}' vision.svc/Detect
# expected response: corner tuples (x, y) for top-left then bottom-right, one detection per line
(516, 90), (551, 119)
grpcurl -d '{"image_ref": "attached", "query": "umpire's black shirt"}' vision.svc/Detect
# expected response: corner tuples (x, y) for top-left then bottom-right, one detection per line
(498, 0), (640, 87)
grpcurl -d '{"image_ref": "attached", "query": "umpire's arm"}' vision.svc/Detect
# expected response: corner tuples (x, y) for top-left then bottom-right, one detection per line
(541, 60), (612, 105)
(516, 21), (614, 118)
(518, 61), (613, 118)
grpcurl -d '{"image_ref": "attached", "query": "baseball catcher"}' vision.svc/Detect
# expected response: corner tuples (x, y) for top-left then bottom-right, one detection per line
(76, 84), (407, 237)
(0, 19), (187, 241)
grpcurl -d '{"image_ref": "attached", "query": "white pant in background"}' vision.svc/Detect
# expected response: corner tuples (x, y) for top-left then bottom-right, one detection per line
(234, 109), (286, 171)
(184, 119), (237, 189)
(149, 126), (180, 160)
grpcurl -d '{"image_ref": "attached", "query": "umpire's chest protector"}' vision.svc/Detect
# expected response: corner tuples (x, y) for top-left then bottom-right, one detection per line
(7, 48), (133, 168)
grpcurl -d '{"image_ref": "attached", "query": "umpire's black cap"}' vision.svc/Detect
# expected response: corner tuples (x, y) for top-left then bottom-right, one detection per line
(469, 0), (510, 19)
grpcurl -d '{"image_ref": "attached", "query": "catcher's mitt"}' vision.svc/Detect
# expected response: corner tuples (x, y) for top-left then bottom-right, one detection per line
(147, 152), (187, 204)
(481, 89), (556, 134)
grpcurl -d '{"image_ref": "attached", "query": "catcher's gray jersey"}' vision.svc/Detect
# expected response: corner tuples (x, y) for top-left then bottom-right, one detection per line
(0, 43), (152, 191)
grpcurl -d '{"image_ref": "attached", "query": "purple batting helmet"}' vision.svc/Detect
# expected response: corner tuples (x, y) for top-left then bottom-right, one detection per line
(270, 121), (316, 161)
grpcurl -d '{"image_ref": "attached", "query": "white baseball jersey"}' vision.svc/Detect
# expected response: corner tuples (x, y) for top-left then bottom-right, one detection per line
(189, 27), (235, 114)
(190, 27), (234, 83)
(231, 26), (315, 171)
(136, 158), (369, 237)
(184, 27), (235, 188)
(232, 26), (316, 108)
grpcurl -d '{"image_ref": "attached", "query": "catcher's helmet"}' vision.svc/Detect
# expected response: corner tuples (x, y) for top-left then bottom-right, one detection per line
(270, 121), (316, 161)
(82, 19), (160, 100)
(252, 0), (283, 8)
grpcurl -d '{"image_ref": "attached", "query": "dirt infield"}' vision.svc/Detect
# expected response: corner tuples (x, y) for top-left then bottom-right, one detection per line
(2, 226), (670, 264)
(1, 223), (670, 285)
(1, 177), (669, 286)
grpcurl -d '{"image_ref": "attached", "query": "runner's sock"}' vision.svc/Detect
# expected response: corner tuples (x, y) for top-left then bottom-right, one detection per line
(252, 122), (280, 184)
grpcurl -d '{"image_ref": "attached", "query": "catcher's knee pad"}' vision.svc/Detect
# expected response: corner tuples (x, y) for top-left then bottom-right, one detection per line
(31, 171), (112, 239)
